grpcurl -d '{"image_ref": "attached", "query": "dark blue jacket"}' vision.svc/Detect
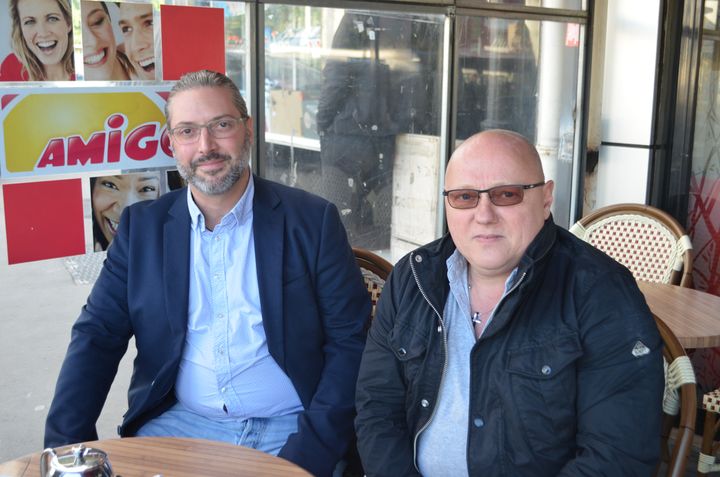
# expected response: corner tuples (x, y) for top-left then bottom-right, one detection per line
(356, 218), (663, 476)
(45, 175), (370, 477)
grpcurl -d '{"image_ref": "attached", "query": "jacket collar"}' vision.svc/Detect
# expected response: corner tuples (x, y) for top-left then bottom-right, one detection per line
(164, 191), (192, 334)
(250, 175), (286, 366)
(412, 216), (557, 314)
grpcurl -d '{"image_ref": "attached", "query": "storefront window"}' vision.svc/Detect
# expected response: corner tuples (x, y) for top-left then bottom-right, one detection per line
(459, 0), (586, 9)
(688, 0), (720, 295)
(455, 14), (583, 226)
(263, 5), (445, 259)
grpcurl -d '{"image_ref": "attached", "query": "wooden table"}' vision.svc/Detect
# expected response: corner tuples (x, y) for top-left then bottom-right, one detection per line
(638, 281), (720, 349)
(0, 437), (311, 477)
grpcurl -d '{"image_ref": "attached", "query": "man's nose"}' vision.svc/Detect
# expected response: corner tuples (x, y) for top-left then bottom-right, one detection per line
(473, 193), (498, 222)
(132, 30), (151, 49)
(196, 127), (217, 152)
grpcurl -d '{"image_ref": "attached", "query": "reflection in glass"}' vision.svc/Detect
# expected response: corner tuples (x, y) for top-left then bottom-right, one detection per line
(476, 0), (586, 9)
(456, 15), (582, 226)
(264, 6), (444, 254)
(687, 0), (720, 294)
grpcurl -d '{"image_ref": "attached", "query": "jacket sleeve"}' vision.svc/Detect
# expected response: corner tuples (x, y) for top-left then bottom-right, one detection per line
(316, 60), (351, 133)
(558, 271), (664, 476)
(278, 202), (371, 477)
(44, 208), (134, 447)
(355, 261), (422, 477)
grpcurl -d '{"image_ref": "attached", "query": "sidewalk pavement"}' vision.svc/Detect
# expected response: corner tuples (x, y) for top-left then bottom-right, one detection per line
(0, 253), (133, 462)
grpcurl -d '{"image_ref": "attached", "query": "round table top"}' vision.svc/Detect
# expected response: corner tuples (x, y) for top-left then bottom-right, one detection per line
(638, 281), (720, 349)
(0, 437), (312, 477)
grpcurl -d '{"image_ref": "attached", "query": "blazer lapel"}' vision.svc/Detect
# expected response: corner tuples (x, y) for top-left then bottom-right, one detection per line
(252, 176), (285, 366)
(164, 191), (191, 335)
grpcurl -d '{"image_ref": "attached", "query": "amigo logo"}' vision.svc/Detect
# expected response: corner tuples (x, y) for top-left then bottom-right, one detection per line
(2, 90), (174, 177)
(37, 114), (172, 168)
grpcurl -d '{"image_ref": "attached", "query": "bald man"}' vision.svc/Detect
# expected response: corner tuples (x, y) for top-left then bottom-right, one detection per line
(355, 130), (663, 476)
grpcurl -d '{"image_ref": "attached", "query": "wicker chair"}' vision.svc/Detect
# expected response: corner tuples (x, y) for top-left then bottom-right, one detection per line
(569, 203), (693, 288)
(344, 248), (393, 477)
(653, 314), (697, 477)
(352, 247), (393, 326)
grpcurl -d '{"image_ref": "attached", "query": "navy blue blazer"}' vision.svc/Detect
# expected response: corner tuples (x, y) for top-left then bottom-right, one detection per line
(45, 175), (371, 477)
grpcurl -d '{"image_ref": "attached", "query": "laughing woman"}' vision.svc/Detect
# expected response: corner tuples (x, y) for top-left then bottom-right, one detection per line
(91, 172), (162, 251)
(1, 0), (74, 81)
(81, 0), (135, 81)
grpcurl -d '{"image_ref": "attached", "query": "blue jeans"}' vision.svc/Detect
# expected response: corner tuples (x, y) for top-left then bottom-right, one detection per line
(135, 402), (299, 456)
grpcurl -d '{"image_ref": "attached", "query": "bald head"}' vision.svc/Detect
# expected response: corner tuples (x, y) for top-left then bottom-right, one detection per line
(450, 129), (545, 182)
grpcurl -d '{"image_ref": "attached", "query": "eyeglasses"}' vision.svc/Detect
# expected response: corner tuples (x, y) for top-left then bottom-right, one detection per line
(168, 116), (245, 145)
(443, 182), (546, 209)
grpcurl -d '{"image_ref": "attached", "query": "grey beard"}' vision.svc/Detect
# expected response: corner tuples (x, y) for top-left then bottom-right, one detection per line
(178, 148), (249, 196)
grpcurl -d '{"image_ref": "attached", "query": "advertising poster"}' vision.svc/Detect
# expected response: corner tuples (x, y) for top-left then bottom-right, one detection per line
(89, 170), (166, 252)
(81, 1), (157, 81)
(0, 0), (75, 81)
(161, 4), (225, 80)
(0, 86), (174, 178)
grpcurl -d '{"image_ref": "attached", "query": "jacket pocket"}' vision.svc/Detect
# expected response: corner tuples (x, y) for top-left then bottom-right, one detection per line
(505, 332), (582, 455)
(388, 324), (430, 385)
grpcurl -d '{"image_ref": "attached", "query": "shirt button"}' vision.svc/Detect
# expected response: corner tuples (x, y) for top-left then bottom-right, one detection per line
(217, 313), (224, 319)
(397, 348), (407, 356)
(420, 399), (430, 408)
(221, 387), (226, 393)
(541, 365), (552, 375)
(473, 417), (484, 428)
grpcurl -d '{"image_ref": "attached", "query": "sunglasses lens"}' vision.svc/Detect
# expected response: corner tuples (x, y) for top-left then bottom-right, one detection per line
(489, 186), (524, 206)
(447, 190), (479, 209)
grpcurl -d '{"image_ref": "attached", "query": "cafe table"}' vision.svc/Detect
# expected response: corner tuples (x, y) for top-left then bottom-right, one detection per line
(638, 281), (720, 349)
(0, 436), (311, 477)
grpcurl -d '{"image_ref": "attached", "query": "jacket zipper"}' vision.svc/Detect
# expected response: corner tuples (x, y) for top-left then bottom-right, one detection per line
(409, 251), (449, 471)
(409, 262), (528, 472)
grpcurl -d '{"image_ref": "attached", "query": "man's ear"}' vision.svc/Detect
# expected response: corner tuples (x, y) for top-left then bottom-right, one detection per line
(543, 180), (555, 217)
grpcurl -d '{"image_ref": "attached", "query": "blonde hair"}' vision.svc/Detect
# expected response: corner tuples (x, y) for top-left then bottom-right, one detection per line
(10, 0), (75, 81)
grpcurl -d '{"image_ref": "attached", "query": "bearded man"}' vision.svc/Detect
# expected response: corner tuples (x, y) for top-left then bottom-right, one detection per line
(45, 70), (370, 477)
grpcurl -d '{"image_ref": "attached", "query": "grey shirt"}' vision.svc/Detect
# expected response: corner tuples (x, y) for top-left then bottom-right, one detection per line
(416, 250), (516, 476)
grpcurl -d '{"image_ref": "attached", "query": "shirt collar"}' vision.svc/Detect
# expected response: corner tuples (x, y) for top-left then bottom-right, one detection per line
(186, 173), (255, 231)
(446, 248), (519, 293)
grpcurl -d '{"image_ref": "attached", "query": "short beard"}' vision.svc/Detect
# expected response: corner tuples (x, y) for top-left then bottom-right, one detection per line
(177, 143), (250, 196)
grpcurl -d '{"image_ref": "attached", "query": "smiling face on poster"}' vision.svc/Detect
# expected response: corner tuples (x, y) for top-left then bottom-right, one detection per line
(81, 0), (135, 81)
(90, 171), (163, 250)
(1, 0), (74, 81)
(117, 2), (156, 80)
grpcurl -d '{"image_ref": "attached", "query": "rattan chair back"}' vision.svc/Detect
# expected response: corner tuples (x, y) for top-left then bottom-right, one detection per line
(570, 203), (694, 288)
(352, 247), (393, 327)
(654, 314), (697, 477)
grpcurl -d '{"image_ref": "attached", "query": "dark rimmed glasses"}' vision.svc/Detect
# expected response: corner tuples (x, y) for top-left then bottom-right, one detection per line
(168, 116), (245, 145)
(443, 182), (546, 209)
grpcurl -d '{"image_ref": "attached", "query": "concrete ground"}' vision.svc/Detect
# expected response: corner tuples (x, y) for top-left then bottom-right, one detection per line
(0, 227), (132, 463)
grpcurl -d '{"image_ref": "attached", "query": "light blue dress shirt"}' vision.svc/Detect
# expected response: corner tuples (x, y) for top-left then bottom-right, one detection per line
(175, 175), (304, 420)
